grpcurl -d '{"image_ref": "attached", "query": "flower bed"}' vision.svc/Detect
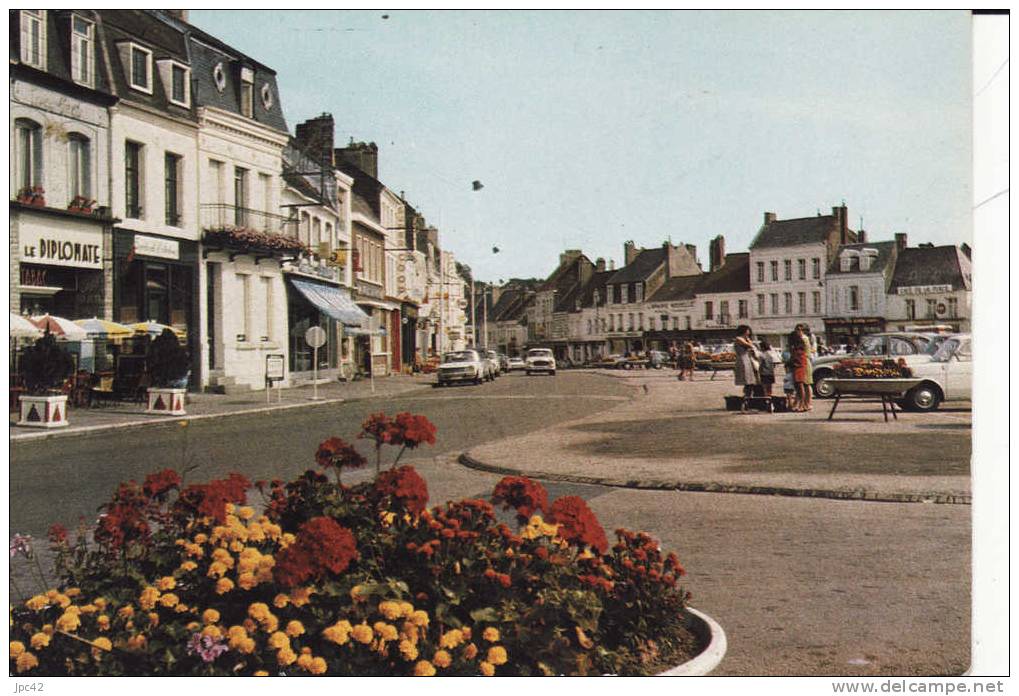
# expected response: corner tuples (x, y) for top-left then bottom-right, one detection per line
(9, 412), (698, 676)
(834, 358), (913, 379)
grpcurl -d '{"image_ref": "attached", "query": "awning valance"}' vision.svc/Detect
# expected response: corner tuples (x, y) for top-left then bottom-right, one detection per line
(289, 278), (369, 327)
(344, 326), (387, 337)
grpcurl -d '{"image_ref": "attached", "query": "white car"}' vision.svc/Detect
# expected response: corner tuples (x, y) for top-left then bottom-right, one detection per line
(507, 357), (526, 371)
(525, 348), (556, 376)
(899, 333), (971, 412)
(436, 350), (486, 386)
(485, 350), (502, 378)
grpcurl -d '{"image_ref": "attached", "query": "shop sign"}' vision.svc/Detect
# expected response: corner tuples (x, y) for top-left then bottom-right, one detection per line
(134, 235), (180, 260)
(21, 227), (102, 269)
(897, 284), (953, 296)
(20, 267), (49, 287)
(356, 280), (384, 300)
(265, 354), (285, 383)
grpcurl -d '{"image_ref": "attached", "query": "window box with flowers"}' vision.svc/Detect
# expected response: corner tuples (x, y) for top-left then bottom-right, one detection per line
(8, 411), (724, 676)
(67, 196), (96, 215)
(203, 227), (310, 257)
(16, 186), (46, 207)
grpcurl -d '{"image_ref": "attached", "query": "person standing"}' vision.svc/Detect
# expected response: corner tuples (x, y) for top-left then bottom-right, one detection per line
(758, 339), (776, 412)
(733, 325), (760, 412)
(680, 340), (696, 381)
(789, 329), (810, 412)
(781, 345), (796, 410)
(799, 325), (815, 412)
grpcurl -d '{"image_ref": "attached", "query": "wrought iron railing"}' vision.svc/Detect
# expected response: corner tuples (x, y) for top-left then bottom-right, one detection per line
(201, 204), (295, 236)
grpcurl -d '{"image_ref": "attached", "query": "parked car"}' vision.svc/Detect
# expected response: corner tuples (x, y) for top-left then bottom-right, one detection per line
(497, 353), (510, 371)
(648, 350), (669, 369)
(436, 350), (486, 386)
(485, 350), (501, 378)
(507, 356), (525, 371)
(898, 333), (972, 412)
(812, 332), (941, 398)
(525, 348), (556, 375)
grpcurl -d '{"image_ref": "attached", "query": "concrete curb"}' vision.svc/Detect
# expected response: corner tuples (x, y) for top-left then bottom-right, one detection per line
(457, 452), (972, 505)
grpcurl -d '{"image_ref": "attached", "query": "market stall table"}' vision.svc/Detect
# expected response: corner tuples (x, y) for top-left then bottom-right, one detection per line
(696, 360), (736, 381)
(825, 378), (924, 422)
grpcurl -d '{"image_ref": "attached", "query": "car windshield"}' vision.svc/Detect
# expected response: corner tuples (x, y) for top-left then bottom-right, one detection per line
(857, 336), (885, 356)
(923, 336), (950, 355)
(930, 338), (962, 363)
(443, 351), (477, 362)
(528, 350), (552, 358)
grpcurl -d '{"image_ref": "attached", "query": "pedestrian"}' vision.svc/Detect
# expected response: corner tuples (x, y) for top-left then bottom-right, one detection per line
(758, 339), (776, 412)
(733, 325), (760, 412)
(781, 346), (796, 410)
(789, 329), (810, 412)
(799, 325), (816, 412)
(680, 340), (695, 381)
(669, 342), (679, 371)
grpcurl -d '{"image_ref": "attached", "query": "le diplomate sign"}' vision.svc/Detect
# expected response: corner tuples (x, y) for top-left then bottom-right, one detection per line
(21, 227), (102, 269)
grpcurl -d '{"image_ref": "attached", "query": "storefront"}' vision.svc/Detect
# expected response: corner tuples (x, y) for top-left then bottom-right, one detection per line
(17, 213), (107, 318)
(285, 275), (369, 381)
(400, 304), (419, 370)
(354, 279), (394, 377)
(823, 318), (886, 348)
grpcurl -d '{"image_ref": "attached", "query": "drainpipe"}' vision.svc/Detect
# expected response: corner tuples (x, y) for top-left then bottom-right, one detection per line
(94, 11), (118, 321)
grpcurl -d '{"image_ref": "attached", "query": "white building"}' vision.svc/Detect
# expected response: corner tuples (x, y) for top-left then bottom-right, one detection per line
(885, 240), (972, 334)
(823, 237), (898, 346)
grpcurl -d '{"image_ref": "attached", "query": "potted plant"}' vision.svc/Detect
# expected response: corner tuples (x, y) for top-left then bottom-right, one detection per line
(17, 330), (74, 428)
(67, 196), (96, 214)
(145, 328), (190, 416)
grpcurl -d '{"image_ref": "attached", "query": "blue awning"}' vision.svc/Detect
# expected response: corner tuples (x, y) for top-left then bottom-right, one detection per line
(288, 278), (369, 327)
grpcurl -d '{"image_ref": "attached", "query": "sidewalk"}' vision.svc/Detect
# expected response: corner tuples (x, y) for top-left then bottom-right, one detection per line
(10, 373), (435, 442)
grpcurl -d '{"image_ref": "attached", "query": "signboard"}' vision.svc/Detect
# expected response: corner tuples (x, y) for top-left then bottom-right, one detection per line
(897, 284), (953, 296)
(355, 279), (384, 300)
(265, 354), (285, 382)
(20, 226), (103, 269)
(134, 235), (180, 260)
(305, 326), (327, 348)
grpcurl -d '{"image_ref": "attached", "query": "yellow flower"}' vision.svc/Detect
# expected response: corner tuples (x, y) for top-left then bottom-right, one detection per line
(351, 623), (373, 644)
(290, 587), (313, 607)
(264, 523), (282, 540)
(202, 625), (223, 640)
(65, 588), (81, 598)
(398, 639), (418, 661)
(309, 656), (327, 675)
(193, 533), (209, 544)
(482, 627), (500, 643)
(29, 633), (49, 650)
(378, 600), (402, 621)
(179, 560), (198, 572)
(439, 629), (464, 649)
(10, 641), (26, 659)
(414, 660), (436, 676)
(349, 585), (365, 601)
(398, 601), (414, 618)
(246, 525), (266, 543)
(93, 598), (108, 611)
(262, 614), (279, 633)
(183, 543), (204, 558)
(237, 506), (255, 520)
(157, 576), (176, 591)
(463, 643), (478, 660)
(126, 634), (147, 651)
(280, 533), (296, 548)
(25, 595), (48, 611)
(63, 605), (81, 616)
(148, 612), (160, 627)
(237, 572), (258, 591)
(158, 593), (180, 608)
(97, 615), (111, 631)
(268, 631), (290, 650)
(54, 594), (72, 609)
(15, 652), (39, 673)
(373, 622), (398, 642)
(273, 594), (290, 609)
(323, 620), (352, 645)
(41, 625), (54, 636)
(227, 625), (247, 641)
(296, 653), (314, 671)
(174, 603), (190, 614)
(229, 540), (245, 553)
(138, 587), (161, 611)
(285, 620), (305, 638)
(248, 603), (270, 620)
(211, 547), (235, 566)
(253, 671), (269, 676)
(202, 609), (221, 625)
(486, 646), (508, 666)
(409, 610), (429, 628)
(277, 647), (297, 666)
(215, 578), (234, 595)
(479, 661), (495, 676)
(206, 561), (228, 579)
(118, 605), (135, 619)
(433, 649), (452, 668)
(91, 637), (112, 656)
(55, 611), (81, 633)
(237, 637), (256, 654)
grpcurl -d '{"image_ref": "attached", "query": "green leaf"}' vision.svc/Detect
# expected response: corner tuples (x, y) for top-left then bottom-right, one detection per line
(469, 607), (500, 622)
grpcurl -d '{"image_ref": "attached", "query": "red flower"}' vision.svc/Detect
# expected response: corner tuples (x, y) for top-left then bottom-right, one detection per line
(175, 473), (250, 524)
(142, 468), (181, 499)
(360, 412), (394, 444)
(373, 466), (429, 515)
(315, 437), (367, 472)
(391, 412), (437, 449)
(95, 482), (151, 550)
(47, 524), (68, 545)
(491, 476), (548, 522)
(548, 496), (608, 554)
(274, 516), (358, 588)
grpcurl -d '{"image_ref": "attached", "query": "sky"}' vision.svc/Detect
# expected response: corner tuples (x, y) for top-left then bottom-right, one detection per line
(190, 10), (973, 283)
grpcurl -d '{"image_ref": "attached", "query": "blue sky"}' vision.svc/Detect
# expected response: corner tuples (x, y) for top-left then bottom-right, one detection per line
(191, 10), (973, 282)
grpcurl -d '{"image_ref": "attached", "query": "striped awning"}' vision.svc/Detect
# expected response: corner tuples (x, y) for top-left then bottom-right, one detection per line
(288, 278), (369, 327)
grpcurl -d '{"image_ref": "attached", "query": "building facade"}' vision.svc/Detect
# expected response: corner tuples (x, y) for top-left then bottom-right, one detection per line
(885, 241), (972, 333)
(823, 236), (897, 346)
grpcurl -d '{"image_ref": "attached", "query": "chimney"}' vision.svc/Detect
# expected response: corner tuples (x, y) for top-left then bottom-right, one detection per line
(559, 249), (582, 267)
(163, 9), (189, 21)
(857, 229), (867, 244)
(832, 204), (849, 244)
(708, 235), (725, 272)
(294, 114), (336, 168)
(895, 233), (908, 251)
(609, 259), (616, 271)
(764, 211), (777, 225)
(334, 140), (379, 179)
(623, 241), (639, 265)
(595, 257), (606, 272)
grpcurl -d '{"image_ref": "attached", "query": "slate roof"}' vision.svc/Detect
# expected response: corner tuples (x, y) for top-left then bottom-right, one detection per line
(577, 270), (616, 309)
(647, 274), (701, 302)
(490, 284), (539, 323)
(697, 253), (750, 294)
(889, 246), (971, 292)
(607, 247), (667, 284)
(826, 241), (897, 276)
(750, 214), (856, 249)
(351, 192), (380, 225)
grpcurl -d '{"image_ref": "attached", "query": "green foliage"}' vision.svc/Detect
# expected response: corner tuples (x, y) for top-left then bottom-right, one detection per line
(20, 330), (74, 394)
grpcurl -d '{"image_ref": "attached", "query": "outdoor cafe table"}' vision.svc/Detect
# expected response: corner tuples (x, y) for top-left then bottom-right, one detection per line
(825, 377), (924, 422)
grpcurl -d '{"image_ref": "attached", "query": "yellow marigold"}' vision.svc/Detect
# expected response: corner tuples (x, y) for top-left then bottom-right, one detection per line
(215, 578), (234, 595)
(63, 605), (81, 616)
(263, 523), (282, 540)
(138, 587), (161, 610)
(237, 558), (257, 575)
(206, 561), (228, 579)
(257, 555), (275, 570)
(439, 629), (464, 649)
(463, 643), (478, 660)
(246, 525), (265, 543)
(277, 647), (297, 666)
(186, 621), (200, 631)
(211, 547), (234, 565)
(92, 637), (112, 653)
(29, 633), (50, 650)
(323, 620), (353, 646)
(237, 506), (255, 520)
(280, 533), (296, 548)
(479, 661), (495, 676)
(148, 612), (160, 627)
(398, 639), (418, 661)
(229, 540), (245, 553)
(414, 660), (437, 676)
(273, 594), (290, 609)
(255, 567), (274, 584)
(156, 576), (176, 591)
(309, 656), (327, 675)
(351, 623), (373, 644)
(41, 625), (54, 636)
(482, 627), (500, 643)
(373, 622), (398, 642)
(378, 601), (403, 621)
(97, 615), (111, 631)
(193, 533), (209, 544)
(268, 632), (289, 650)
(179, 560), (198, 573)
(126, 634), (147, 651)
(183, 543), (204, 558)
(401, 622), (419, 645)
(349, 585), (365, 601)
(486, 646), (508, 666)
(25, 595), (48, 611)
(65, 588), (81, 598)
(118, 605), (135, 619)
(462, 627), (472, 641)
(93, 598), (108, 611)
(248, 603), (270, 620)
(54, 594), (71, 609)
(15, 651), (39, 673)
(296, 653), (313, 671)
(202, 608), (221, 625)
(10, 641), (26, 658)
(227, 625), (247, 640)
(253, 670), (269, 676)
(237, 572), (258, 591)
(285, 620), (305, 638)
(202, 625), (223, 640)
(174, 603), (189, 614)
(290, 587), (313, 607)
(55, 611), (81, 633)
(398, 601), (414, 618)
(433, 649), (452, 669)
(409, 610), (429, 628)
(159, 593), (180, 608)
(236, 637), (256, 654)
(45, 590), (59, 600)
(262, 615), (279, 633)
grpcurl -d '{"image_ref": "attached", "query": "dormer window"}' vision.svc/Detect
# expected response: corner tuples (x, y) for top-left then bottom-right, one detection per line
(127, 43), (153, 93)
(239, 66), (254, 118)
(20, 11), (46, 69)
(158, 60), (191, 108)
(70, 15), (94, 87)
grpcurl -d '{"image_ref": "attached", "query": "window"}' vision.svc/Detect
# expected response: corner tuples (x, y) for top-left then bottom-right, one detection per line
(947, 297), (958, 318)
(627, 313), (634, 330)
(15, 119), (43, 193)
(756, 261), (764, 283)
(259, 173), (272, 217)
(20, 11), (45, 69)
(125, 141), (143, 218)
(240, 67), (254, 118)
(262, 277), (273, 340)
(925, 299), (937, 319)
(889, 338), (914, 356)
(239, 273), (251, 342)
(798, 292), (806, 315)
(738, 300), (748, 319)
(685, 316), (691, 331)
(638, 313), (644, 330)
(129, 44), (153, 92)
(704, 301), (713, 320)
(164, 153), (182, 226)
(757, 294), (765, 316)
(770, 260), (778, 281)
(849, 286), (860, 312)
(324, 222), (333, 247)
(784, 292), (792, 314)
(798, 258), (806, 280)
(661, 314), (669, 329)
(719, 301), (729, 323)
(620, 284), (628, 304)
(904, 299), (916, 320)
(634, 284), (643, 303)
(784, 259), (792, 281)
(170, 64), (189, 106)
(812, 258), (821, 279)
(770, 294), (778, 315)
(608, 315), (614, 332)
(840, 254), (853, 272)
(260, 83), (274, 110)
(234, 167), (248, 226)
(587, 319), (592, 335)
(812, 291), (821, 314)
(68, 134), (91, 199)
(71, 16), (94, 87)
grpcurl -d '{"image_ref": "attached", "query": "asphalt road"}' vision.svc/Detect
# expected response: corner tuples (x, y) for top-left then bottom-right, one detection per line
(9, 371), (633, 539)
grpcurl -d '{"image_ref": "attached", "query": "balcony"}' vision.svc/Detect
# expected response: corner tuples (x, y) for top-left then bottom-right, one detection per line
(201, 204), (305, 257)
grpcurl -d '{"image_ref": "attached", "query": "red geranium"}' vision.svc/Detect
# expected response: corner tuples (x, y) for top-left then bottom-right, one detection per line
(47, 523), (68, 545)
(491, 476), (548, 522)
(373, 465), (429, 515)
(95, 482), (151, 550)
(548, 496), (608, 554)
(315, 437), (367, 472)
(359, 412), (394, 444)
(143, 468), (181, 499)
(274, 516), (358, 588)
(175, 473), (250, 524)
(391, 412), (437, 449)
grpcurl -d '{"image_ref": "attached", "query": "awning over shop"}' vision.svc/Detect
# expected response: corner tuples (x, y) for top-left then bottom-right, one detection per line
(345, 327), (387, 336)
(289, 278), (369, 327)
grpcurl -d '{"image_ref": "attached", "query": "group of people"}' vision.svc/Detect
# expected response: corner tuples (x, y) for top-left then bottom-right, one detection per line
(668, 341), (697, 381)
(733, 323), (818, 413)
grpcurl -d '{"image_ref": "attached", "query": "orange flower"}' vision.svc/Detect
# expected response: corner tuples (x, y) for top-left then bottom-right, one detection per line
(413, 660), (436, 676)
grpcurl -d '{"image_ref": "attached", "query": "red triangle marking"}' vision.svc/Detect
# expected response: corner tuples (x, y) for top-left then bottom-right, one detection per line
(52, 405), (62, 422)
(154, 394), (166, 410)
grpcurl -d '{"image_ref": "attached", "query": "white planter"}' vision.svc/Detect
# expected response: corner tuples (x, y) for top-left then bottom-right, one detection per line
(146, 387), (186, 416)
(656, 607), (728, 676)
(18, 394), (69, 428)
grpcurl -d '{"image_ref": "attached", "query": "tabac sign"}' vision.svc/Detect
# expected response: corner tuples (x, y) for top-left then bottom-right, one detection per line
(21, 226), (103, 269)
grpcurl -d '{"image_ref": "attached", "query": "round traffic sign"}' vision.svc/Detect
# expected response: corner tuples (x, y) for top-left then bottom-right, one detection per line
(305, 326), (327, 348)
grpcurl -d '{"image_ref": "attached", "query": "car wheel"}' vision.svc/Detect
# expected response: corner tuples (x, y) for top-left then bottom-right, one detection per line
(526, 370), (532, 376)
(813, 370), (836, 399)
(474, 375), (482, 385)
(905, 382), (942, 412)
(550, 370), (556, 376)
